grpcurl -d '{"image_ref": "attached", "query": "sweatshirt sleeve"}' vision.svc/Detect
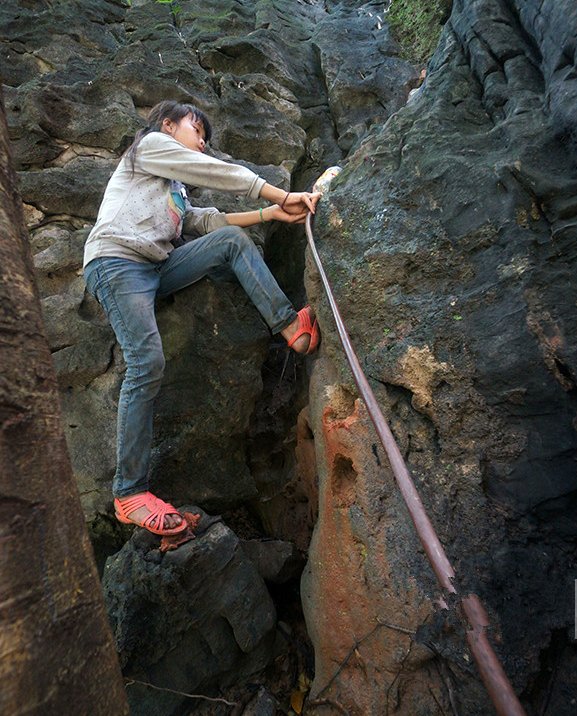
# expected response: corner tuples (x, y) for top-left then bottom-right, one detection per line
(182, 206), (229, 236)
(136, 133), (266, 200)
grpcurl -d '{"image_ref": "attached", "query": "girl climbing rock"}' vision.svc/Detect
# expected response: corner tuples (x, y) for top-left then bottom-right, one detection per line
(83, 100), (320, 537)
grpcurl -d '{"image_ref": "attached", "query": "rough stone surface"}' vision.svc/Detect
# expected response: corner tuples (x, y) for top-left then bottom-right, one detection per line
(302, 1), (577, 714)
(6, 0), (577, 713)
(240, 538), (303, 584)
(5, 2), (417, 709)
(103, 508), (276, 715)
(5, 0), (415, 527)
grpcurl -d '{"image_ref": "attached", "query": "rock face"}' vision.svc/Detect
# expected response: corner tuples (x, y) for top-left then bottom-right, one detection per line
(5, 0), (577, 714)
(302, 0), (577, 714)
(4, 0), (418, 710)
(3, 0), (416, 525)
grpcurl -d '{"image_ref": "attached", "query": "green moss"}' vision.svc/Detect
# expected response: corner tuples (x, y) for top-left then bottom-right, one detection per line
(386, 0), (452, 64)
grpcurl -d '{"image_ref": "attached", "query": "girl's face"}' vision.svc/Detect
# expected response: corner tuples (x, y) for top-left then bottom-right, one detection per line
(161, 114), (206, 152)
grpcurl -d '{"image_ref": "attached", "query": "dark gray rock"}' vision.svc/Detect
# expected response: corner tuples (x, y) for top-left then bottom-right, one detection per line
(0, 0), (126, 86)
(313, 3), (418, 152)
(211, 73), (307, 166)
(11, 81), (138, 152)
(304, 1), (577, 713)
(33, 227), (89, 294)
(4, 84), (62, 169)
(241, 686), (279, 716)
(18, 156), (117, 218)
(240, 538), (302, 584)
(150, 278), (270, 509)
(103, 508), (276, 716)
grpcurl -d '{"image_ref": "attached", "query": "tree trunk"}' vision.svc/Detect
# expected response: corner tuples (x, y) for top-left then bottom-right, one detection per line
(0, 91), (129, 714)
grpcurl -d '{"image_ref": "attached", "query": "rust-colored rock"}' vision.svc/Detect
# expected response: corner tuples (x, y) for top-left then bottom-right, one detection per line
(302, 361), (442, 715)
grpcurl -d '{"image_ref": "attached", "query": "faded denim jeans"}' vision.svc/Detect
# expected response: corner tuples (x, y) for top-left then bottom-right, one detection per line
(84, 225), (297, 497)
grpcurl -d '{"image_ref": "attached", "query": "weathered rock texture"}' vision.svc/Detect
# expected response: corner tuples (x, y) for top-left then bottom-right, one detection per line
(0, 90), (128, 716)
(103, 509), (276, 714)
(3, 0), (418, 711)
(302, 0), (577, 714)
(4, 0), (577, 714)
(2, 0), (416, 525)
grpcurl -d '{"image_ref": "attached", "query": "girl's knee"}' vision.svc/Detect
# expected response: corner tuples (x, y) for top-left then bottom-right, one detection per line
(226, 225), (250, 245)
(146, 351), (166, 381)
(224, 226), (253, 259)
(126, 346), (165, 384)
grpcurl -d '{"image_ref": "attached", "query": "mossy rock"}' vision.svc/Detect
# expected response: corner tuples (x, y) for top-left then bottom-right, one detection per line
(386, 0), (452, 63)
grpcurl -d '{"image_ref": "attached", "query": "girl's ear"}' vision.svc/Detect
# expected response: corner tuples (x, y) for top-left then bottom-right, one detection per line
(161, 117), (173, 135)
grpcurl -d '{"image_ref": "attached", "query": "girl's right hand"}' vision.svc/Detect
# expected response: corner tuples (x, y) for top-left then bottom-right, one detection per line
(268, 204), (308, 224)
(282, 191), (322, 214)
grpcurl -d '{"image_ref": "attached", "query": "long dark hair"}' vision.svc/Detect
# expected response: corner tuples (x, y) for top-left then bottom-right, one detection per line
(125, 100), (213, 171)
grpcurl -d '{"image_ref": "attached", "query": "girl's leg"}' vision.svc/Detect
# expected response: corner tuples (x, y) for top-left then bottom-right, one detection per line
(84, 257), (164, 498)
(158, 225), (298, 333)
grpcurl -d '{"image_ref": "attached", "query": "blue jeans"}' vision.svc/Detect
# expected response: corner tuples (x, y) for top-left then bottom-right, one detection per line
(84, 225), (297, 497)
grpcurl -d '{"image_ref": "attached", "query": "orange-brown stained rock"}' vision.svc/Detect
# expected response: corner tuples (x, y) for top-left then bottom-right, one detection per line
(301, 366), (439, 715)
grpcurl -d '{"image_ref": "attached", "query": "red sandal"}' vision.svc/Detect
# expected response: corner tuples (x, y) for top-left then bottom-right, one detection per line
(287, 305), (320, 355)
(114, 491), (187, 536)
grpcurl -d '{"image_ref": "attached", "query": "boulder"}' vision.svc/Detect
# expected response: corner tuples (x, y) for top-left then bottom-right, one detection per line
(103, 508), (277, 715)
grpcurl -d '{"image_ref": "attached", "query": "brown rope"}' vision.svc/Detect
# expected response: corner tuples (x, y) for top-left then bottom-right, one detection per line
(304, 210), (526, 716)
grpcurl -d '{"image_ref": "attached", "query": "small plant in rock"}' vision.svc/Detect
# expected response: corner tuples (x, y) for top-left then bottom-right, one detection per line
(385, 0), (452, 64)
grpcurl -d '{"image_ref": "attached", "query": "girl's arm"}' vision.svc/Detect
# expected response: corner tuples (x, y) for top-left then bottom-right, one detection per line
(138, 134), (321, 213)
(225, 204), (308, 228)
(259, 184), (321, 214)
(136, 133), (266, 199)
